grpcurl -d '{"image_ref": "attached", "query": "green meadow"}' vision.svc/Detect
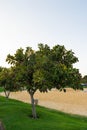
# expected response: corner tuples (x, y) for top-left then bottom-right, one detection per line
(0, 96), (87, 130)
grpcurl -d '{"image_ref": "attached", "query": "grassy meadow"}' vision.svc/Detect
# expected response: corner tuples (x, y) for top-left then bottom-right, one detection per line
(0, 96), (87, 130)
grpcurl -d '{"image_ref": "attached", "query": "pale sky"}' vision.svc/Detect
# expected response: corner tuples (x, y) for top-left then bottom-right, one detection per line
(0, 0), (87, 76)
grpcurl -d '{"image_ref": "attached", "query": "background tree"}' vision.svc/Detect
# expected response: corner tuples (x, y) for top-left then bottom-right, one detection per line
(0, 67), (20, 98)
(81, 75), (87, 85)
(6, 44), (82, 118)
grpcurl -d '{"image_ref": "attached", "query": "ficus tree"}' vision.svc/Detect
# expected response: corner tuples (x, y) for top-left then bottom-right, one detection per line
(6, 44), (82, 118)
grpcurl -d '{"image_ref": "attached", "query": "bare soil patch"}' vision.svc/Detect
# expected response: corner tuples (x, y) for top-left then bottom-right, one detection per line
(1, 88), (87, 116)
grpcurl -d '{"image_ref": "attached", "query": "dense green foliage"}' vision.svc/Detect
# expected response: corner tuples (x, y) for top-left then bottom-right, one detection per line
(6, 44), (82, 93)
(0, 96), (87, 130)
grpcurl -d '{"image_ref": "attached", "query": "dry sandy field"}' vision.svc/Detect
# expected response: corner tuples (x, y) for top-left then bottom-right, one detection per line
(1, 88), (87, 116)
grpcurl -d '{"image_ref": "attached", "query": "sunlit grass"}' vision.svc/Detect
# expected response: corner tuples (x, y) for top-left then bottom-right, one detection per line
(0, 96), (87, 130)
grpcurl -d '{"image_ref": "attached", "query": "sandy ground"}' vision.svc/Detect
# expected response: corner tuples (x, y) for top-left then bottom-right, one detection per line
(1, 88), (87, 116)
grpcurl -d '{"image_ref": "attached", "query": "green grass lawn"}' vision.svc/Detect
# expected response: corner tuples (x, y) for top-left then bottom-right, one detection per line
(0, 96), (87, 130)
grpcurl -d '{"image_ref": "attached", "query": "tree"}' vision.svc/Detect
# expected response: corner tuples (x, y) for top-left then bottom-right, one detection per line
(81, 75), (87, 85)
(0, 67), (20, 98)
(6, 44), (82, 118)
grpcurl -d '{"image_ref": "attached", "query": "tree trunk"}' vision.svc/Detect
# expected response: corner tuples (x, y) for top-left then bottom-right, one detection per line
(4, 90), (10, 99)
(0, 121), (5, 130)
(30, 93), (37, 119)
